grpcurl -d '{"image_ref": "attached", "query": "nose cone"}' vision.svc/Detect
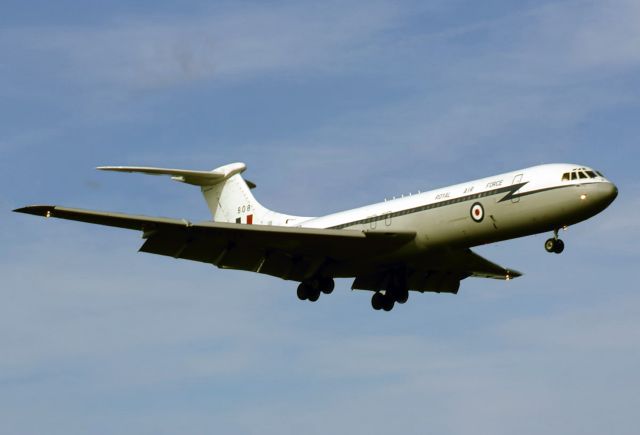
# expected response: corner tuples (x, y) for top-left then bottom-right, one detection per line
(601, 181), (618, 204)
(608, 182), (619, 202)
(585, 181), (618, 214)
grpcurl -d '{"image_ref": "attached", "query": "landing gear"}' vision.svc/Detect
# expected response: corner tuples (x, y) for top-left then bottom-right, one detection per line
(371, 292), (395, 311)
(371, 292), (385, 310)
(545, 229), (565, 254)
(393, 287), (409, 304)
(297, 278), (334, 302)
(382, 296), (394, 312)
(319, 277), (335, 294)
(297, 282), (310, 300)
(370, 273), (410, 311)
(371, 287), (408, 311)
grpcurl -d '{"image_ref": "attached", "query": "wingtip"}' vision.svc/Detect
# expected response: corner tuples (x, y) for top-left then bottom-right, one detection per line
(507, 269), (523, 279)
(13, 205), (55, 217)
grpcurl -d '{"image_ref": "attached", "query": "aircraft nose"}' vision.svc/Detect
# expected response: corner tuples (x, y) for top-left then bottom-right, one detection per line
(601, 181), (618, 203)
(583, 181), (618, 212)
(609, 182), (619, 201)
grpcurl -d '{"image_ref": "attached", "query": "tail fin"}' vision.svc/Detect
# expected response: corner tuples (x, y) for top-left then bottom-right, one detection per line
(97, 162), (312, 226)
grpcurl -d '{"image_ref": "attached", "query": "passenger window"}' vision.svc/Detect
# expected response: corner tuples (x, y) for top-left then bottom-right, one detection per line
(562, 173), (570, 181)
(579, 172), (588, 179)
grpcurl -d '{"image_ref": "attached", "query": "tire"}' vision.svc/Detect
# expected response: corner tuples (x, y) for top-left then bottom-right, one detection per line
(554, 239), (565, 254)
(320, 278), (335, 294)
(308, 288), (321, 302)
(296, 283), (309, 300)
(545, 238), (556, 253)
(371, 292), (384, 310)
(395, 289), (409, 304)
(382, 295), (395, 312)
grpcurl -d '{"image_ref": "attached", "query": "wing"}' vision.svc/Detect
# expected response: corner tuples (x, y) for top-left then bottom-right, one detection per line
(352, 248), (522, 294)
(15, 205), (416, 282)
(435, 248), (523, 280)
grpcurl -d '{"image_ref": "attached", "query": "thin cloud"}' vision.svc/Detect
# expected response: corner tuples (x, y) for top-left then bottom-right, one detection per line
(3, 0), (406, 90)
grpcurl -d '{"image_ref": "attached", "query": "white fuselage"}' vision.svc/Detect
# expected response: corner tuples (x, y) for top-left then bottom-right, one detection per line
(300, 163), (617, 252)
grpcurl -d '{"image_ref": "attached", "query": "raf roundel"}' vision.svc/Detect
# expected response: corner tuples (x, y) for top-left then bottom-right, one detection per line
(470, 202), (484, 223)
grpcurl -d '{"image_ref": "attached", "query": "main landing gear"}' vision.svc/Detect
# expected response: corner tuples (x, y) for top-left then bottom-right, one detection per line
(370, 285), (409, 312)
(371, 292), (394, 311)
(545, 229), (565, 254)
(297, 277), (335, 302)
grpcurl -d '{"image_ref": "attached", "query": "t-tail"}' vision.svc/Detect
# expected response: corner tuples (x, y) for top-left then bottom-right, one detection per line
(97, 162), (312, 226)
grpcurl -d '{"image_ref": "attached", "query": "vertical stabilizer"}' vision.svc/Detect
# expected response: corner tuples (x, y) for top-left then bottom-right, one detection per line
(200, 163), (310, 226)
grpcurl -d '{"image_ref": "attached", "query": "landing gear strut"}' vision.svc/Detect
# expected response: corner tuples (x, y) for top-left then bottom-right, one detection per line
(545, 229), (565, 254)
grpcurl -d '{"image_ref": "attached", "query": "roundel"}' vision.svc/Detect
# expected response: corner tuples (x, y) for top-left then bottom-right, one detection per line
(470, 202), (484, 223)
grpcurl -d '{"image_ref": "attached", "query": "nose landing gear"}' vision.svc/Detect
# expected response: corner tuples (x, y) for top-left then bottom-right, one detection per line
(545, 229), (565, 254)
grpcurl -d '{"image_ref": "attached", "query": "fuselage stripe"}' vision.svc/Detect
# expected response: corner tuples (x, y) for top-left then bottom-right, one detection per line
(329, 182), (583, 230)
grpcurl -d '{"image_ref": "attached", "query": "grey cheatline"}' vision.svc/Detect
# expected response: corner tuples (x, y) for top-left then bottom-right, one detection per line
(14, 163), (617, 312)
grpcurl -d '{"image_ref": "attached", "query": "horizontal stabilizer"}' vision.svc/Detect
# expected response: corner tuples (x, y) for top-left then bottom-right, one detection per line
(97, 162), (247, 186)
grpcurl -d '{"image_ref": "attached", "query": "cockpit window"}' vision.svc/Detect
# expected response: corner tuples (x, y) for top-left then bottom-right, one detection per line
(566, 168), (603, 181)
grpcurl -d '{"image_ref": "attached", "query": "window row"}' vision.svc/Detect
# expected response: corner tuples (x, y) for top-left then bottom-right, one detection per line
(561, 168), (603, 181)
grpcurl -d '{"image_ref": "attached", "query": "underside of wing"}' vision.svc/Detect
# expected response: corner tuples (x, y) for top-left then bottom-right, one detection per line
(433, 248), (523, 280)
(15, 205), (416, 282)
(352, 248), (522, 294)
(15, 206), (517, 290)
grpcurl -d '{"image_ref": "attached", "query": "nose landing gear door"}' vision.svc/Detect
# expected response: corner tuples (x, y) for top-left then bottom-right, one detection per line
(511, 174), (523, 203)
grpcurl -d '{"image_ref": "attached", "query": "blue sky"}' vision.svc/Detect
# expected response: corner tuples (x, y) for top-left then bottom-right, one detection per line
(2, 0), (639, 434)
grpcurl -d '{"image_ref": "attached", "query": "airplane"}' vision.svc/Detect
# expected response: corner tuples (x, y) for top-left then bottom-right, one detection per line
(15, 162), (617, 311)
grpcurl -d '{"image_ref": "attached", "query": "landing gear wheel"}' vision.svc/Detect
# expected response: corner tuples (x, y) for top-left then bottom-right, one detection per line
(545, 238), (565, 254)
(545, 238), (556, 253)
(371, 292), (384, 310)
(553, 239), (565, 254)
(382, 295), (395, 312)
(394, 289), (409, 304)
(307, 289), (321, 302)
(297, 283), (309, 301)
(320, 278), (335, 294)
